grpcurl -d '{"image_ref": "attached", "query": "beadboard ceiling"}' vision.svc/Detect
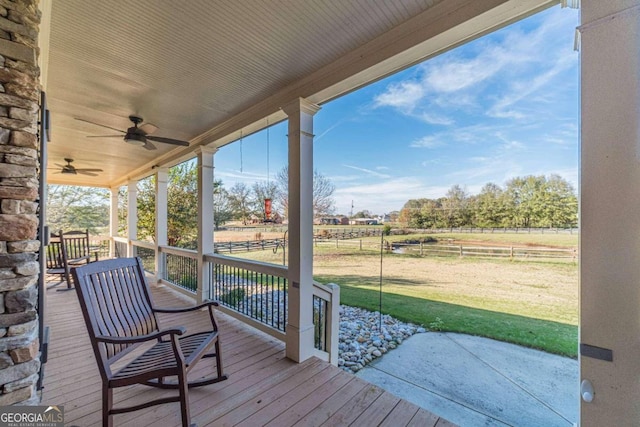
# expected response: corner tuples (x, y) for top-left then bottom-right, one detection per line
(40, 0), (556, 188)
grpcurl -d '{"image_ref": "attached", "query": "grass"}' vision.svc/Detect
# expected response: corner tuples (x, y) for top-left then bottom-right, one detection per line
(388, 232), (578, 248)
(229, 232), (579, 357)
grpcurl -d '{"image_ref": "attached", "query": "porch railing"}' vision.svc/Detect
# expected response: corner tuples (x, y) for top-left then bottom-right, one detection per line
(108, 238), (340, 365)
(159, 246), (198, 293)
(131, 240), (156, 273)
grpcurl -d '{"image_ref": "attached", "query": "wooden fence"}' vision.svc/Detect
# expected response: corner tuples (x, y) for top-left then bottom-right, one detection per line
(314, 239), (577, 261)
(406, 227), (578, 235)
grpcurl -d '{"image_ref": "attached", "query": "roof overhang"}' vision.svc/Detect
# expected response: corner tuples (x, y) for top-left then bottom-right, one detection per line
(40, 0), (558, 188)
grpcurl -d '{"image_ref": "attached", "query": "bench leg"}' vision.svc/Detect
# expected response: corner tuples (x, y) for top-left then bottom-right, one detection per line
(178, 367), (191, 427)
(215, 339), (224, 379)
(102, 386), (113, 427)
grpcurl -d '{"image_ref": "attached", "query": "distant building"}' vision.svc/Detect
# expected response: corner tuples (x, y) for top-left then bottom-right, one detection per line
(351, 218), (378, 225)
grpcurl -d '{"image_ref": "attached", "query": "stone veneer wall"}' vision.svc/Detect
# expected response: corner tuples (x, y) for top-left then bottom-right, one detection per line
(0, 0), (41, 406)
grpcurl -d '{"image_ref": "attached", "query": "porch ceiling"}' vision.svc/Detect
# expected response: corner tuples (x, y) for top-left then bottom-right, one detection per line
(41, 0), (556, 188)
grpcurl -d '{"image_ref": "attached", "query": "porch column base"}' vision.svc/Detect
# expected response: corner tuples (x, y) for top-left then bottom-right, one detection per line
(285, 323), (316, 362)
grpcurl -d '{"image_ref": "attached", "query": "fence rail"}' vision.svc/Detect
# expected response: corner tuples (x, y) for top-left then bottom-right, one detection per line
(214, 238), (286, 254)
(391, 242), (577, 260)
(404, 227), (579, 235)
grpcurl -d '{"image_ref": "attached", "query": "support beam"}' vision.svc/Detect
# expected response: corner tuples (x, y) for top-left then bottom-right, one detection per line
(109, 187), (119, 258)
(127, 181), (138, 257)
(155, 168), (168, 279)
(283, 97), (320, 363)
(196, 147), (217, 303)
(580, 1), (640, 425)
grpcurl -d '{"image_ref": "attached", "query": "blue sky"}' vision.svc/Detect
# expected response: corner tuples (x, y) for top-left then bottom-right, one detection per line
(214, 5), (579, 216)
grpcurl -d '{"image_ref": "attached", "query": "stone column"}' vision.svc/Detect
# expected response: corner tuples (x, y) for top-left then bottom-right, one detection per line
(0, 0), (43, 405)
(282, 98), (320, 363)
(196, 147), (216, 303)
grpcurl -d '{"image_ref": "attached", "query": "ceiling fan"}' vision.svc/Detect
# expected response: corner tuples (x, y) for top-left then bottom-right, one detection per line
(54, 158), (103, 176)
(76, 115), (190, 151)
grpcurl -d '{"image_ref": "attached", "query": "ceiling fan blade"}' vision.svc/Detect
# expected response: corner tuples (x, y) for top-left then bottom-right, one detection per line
(86, 135), (123, 138)
(76, 170), (98, 176)
(147, 135), (189, 146)
(76, 168), (104, 172)
(140, 123), (158, 134)
(54, 163), (66, 168)
(75, 118), (125, 134)
(142, 141), (157, 150)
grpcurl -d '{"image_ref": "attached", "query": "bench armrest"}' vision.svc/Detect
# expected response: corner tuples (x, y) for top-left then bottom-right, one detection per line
(154, 301), (221, 332)
(154, 300), (220, 314)
(95, 326), (186, 345)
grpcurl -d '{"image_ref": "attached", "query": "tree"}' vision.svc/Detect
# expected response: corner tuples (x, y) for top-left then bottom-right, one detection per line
(475, 183), (509, 227)
(539, 174), (578, 227)
(47, 185), (109, 234)
(228, 182), (252, 224)
(275, 166), (336, 219)
(213, 182), (232, 229)
(442, 185), (470, 227)
(134, 160), (230, 247)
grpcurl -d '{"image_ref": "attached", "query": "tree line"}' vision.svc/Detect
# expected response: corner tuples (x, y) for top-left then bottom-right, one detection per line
(399, 174), (577, 229)
(125, 161), (336, 248)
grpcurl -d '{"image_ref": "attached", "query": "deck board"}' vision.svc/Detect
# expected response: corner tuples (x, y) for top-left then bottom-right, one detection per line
(42, 280), (455, 426)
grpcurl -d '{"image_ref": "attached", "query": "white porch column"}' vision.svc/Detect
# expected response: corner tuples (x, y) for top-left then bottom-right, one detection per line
(283, 97), (320, 363)
(109, 187), (119, 258)
(580, 1), (640, 425)
(127, 181), (138, 257)
(155, 168), (168, 279)
(196, 147), (217, 303)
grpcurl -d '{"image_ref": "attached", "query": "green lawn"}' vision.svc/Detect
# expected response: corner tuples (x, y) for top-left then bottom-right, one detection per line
(233, 233), (579, 357)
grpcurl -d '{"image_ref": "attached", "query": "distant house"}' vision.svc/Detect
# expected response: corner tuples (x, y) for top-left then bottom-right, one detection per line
(379, 214), (391, 223)
(351, 218), (378, 225)
(315, 217), (341, 225)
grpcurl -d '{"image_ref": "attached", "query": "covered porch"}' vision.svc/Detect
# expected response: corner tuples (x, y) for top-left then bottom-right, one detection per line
(23, 0), (640, 426)
(42, 277), (446, 427)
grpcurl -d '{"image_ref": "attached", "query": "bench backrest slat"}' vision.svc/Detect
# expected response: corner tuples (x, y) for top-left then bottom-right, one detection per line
(74, 258), (159, 379)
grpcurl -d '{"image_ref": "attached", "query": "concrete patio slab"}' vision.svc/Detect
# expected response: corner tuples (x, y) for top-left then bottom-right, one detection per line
(356, 332), (578, 427)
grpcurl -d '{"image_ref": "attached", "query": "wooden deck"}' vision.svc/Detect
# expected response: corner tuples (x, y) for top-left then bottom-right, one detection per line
(42, 281), (455, 426)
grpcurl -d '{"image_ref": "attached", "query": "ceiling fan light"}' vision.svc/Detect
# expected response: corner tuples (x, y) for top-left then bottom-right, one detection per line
(124, 133), (145, 146)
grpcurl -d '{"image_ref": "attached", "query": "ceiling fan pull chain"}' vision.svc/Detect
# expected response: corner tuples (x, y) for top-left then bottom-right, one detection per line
(240, 129), (243, 174)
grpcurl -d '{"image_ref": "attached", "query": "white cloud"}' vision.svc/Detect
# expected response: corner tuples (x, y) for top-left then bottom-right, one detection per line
(410, 135), (443, 148)
(371, 7), (578, 125)
(373, 81), (424, 111)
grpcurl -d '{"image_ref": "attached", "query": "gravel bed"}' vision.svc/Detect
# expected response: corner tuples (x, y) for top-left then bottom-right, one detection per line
(338, 305), (425, 373)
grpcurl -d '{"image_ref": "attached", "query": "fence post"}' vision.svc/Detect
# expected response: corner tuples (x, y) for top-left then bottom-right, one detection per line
(336, 237), (339, 248)
(459, 245), (463, 257)
(510, 246), (514, 259)
(420, 242), (423, 256)
(359, 240), (362, 250)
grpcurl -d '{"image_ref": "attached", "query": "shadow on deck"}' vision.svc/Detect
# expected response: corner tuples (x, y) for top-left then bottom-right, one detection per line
(41, 279), (455, 426)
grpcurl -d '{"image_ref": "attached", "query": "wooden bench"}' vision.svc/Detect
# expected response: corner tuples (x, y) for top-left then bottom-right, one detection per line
(61, 229), (98, 266)
(72, 257), (228, 427)
(45, 232), (72, 289)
